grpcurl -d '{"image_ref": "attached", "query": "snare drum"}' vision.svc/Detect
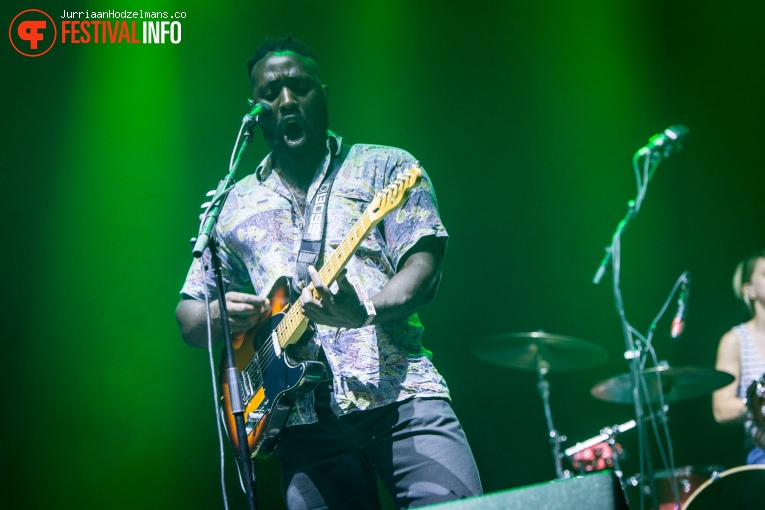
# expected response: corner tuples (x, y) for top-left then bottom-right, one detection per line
(570, 441), (622, 473)
(683, 465), (765, 510)
(746, 375), (765, 449)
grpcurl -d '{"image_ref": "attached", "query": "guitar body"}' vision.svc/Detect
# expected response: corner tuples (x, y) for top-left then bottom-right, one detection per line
(219, 277), (324, 460)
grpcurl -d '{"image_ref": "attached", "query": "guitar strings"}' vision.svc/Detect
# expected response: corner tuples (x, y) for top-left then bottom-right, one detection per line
(242, 213), (374, 398)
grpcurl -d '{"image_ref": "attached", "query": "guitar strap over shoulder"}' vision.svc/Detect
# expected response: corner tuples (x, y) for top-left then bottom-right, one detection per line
(292, 143), (351, 296)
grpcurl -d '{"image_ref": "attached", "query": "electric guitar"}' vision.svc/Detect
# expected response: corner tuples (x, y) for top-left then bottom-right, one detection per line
(220, 165), (423, 460)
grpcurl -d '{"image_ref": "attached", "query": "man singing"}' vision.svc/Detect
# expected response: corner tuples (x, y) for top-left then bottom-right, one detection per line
(176, 36), (482, 509)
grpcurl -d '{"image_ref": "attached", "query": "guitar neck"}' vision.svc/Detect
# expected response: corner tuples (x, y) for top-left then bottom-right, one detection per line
(275, 208), (377, 348)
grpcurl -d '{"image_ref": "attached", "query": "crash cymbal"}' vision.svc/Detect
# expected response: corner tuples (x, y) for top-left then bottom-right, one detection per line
(591, 365), (735, 404)
(472, 331), (608, 372)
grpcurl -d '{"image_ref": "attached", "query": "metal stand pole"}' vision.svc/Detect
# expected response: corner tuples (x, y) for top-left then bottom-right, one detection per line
(536, 356), (566, 479)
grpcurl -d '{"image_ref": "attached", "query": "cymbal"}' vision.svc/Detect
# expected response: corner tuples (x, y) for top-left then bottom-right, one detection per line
(591, 366), (735, 404)
(472, 331), (608, 372)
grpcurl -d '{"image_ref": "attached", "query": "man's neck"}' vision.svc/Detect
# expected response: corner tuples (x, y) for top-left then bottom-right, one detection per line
(274, 144), (326, 192)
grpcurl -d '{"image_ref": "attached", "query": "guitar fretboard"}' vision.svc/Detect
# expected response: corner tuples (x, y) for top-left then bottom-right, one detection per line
(272, 166), (421, 347)
(274, 207), (376, 347)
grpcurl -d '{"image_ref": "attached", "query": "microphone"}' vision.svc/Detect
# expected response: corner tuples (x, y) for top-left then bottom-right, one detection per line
(641, 124), (689, 157)
(670, 272), (691, 338)
(243, 101), (272, 126)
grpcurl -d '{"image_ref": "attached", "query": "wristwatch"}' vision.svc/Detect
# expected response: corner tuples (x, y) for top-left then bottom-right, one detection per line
(361, 299), (376, 327)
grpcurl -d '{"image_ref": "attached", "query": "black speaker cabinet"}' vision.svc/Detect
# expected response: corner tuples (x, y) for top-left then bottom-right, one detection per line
(423, 471), (628, 510)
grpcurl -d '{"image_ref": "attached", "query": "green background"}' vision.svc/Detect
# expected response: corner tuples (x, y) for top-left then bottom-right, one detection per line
(3, 1), (763, 508)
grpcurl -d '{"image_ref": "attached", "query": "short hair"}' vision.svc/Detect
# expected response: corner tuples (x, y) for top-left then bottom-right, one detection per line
(247, 35), (317, 78)
(732, 249), (765, 312)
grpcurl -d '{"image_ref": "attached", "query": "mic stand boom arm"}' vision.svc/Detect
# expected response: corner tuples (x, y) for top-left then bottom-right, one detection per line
(592, 200), (637, 285)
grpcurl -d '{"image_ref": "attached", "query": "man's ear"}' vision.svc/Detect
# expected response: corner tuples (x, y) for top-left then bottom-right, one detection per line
(322, 84), (329, 97)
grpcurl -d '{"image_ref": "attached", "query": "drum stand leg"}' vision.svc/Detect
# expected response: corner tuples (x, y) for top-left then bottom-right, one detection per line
(536, 355), (566, 479)
(602, 425), (628, 498)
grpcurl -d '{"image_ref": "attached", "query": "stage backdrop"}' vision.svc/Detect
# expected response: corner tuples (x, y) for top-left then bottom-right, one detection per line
(3, 1), (763, 508)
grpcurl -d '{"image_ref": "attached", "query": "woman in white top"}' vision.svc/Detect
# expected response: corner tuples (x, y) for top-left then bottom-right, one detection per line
(713, 249), (765, 465)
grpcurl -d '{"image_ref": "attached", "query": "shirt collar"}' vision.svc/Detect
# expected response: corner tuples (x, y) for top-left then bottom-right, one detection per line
(255, 131), (342, 183)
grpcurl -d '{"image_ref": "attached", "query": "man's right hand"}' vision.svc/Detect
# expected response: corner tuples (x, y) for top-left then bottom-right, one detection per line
(213, 292), (271, 333)
(175, 292), (271, 348)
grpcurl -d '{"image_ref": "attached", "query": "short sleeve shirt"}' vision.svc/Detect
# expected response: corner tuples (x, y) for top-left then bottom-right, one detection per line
(181, 134), (450, 425)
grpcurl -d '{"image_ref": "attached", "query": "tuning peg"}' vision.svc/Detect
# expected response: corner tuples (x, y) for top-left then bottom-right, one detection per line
(206, 189), (215, 196)
(201, 202), (212, 209)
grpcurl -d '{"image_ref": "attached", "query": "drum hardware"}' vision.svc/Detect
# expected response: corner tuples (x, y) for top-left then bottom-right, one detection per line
(536, 356), (567, 479)
(590, 365), (733, 509)
(564, 420), (636, 458)
(472, 331), (608, 479)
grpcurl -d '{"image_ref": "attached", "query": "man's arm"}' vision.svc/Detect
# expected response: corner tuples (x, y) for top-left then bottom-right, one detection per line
(175, 292), (271, 348)
(301, 235), (444, 328)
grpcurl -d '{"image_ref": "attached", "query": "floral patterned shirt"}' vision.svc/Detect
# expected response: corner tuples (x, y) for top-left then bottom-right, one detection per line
(180, 133), (450, 425)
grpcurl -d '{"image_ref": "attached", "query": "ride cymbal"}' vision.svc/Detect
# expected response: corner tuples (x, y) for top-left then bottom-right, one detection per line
(591, 365), (734, 404)
(472, 331), (608, 372)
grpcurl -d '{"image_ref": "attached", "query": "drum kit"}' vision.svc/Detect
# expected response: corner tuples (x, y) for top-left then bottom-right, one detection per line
(472, 331), (765, 510)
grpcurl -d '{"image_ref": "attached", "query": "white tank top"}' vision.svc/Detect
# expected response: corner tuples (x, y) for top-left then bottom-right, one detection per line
(735, 323), (765, 398)
(734, 323), (765, 452)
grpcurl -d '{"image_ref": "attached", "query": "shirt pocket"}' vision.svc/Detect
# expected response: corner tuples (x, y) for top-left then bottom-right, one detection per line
(326, 185), (382, 252)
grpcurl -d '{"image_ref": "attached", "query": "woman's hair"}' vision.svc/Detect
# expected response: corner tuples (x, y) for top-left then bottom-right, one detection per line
(733, 249), (765, 313)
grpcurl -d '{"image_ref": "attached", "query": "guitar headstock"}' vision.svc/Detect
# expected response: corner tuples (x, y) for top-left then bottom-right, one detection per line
(368, 164), (423, 222)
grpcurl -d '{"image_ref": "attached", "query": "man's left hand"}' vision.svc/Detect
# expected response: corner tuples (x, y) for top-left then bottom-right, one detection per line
(301, 266), (366, 328)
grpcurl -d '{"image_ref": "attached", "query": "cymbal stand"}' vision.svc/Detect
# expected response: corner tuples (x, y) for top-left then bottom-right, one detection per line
(536, 355), (566, 479)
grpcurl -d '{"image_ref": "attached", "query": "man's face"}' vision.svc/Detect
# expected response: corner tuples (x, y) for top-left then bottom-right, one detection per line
(250, 51), (328, 155)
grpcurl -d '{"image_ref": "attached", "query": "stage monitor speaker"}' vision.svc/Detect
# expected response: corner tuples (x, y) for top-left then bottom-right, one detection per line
(423, 471), (628, 510)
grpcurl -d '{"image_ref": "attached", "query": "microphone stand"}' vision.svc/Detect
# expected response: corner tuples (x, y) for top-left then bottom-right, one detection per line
(592, 129), (687, 509)
(191, 114), (261, 510)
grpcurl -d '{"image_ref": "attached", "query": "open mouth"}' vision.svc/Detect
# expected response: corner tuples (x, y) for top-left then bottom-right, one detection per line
(282, 118), (306, 146)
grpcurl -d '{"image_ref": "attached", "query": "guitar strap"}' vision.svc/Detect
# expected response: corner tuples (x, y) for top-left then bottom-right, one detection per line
(292, 143), (351, 296)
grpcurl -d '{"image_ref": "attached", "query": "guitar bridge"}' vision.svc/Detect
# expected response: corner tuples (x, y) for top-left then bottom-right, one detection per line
(246, 409), (267, 434)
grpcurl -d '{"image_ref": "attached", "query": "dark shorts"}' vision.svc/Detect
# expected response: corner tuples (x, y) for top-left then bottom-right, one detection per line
(275, 382), (483, 510)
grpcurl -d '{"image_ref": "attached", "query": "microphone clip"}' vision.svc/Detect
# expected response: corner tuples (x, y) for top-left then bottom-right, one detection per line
(640, 124), (689, 159)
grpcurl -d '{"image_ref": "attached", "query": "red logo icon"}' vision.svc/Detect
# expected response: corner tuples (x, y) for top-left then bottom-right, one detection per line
(9, 9), (57, 57)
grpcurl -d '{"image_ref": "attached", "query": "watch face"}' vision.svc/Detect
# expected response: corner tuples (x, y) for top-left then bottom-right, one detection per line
(362, 300), (376, 327)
